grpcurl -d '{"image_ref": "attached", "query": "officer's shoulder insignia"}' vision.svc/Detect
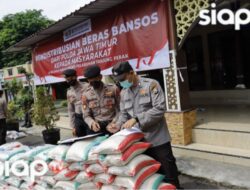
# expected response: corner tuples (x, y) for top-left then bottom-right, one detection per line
(104, 88), (113, 96)
(139, 89), (147, 96)
(82, 95), (87, 110)
(150, 81), (159, 94)
(83, 104), (87, 110)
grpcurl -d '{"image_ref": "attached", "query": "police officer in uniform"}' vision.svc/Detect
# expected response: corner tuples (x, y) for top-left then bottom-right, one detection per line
(82, 65), (120, 135)
(63, 69), (90, 137)
(112, 62), (181, 188)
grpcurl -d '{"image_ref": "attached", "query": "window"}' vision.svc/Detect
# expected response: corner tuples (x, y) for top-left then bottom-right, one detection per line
(17, 67), (23, 74)
(8, 69), (13, 76)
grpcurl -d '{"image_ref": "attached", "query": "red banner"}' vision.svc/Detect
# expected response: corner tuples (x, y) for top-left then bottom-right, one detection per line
(33, 0), (170, 83)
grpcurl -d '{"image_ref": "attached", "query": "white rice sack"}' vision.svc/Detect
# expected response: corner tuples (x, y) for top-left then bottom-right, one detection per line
(35, 179), (52, 188)
(0, 142), (23, 151)
(94, 173), (116, 185)
(86, 163), (106, 174)
(47, 160), (69, 175)
(113, 164), (161, 190)
(158, 183), (176, 190)
(34, 147), (54, 162)
(65, 136), (107, 162)
(88, 146), (99, 163)
(9, 152), (28, 164)
(101, 185), (127, 190)
(108, 154), (159, 177)
(54, 181), (81, 190)
(7, 131), (27, 140)
(22, 145), (54, 161)
(74, 171), (95, 184)
(5, 176), (23, 188)
(19, 180), (36, 190)
(69, 162), (86, 171)
(38, 176), (56, 186)
(93, 130), (144, 154)
(5, 186), (20, 190)
(77, 182), (99, 190)
(0, 146), (30, 161)
(54, 168), (80, 181)
(140, 173), (165, 190)
(33, 184), (53, 190)
(99, 142), (151, 167)
(47, 145), (69, 161)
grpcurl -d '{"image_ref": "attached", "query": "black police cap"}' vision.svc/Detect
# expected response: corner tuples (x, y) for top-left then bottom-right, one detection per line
(112, 61), (133, 81)
(63, 69), (77, 77)
(84, 65), (101, 79)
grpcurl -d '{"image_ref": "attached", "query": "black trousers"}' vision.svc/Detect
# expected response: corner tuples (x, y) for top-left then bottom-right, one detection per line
(24, 111), (32, 126)
(145, 142), (180, 188)
(0, 119), (7, 145)
(74, 114), (89, 137)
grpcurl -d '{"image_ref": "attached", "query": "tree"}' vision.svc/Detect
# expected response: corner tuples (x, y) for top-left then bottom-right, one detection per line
(0, 10), (54, 68)
(32, 86), (59, 131)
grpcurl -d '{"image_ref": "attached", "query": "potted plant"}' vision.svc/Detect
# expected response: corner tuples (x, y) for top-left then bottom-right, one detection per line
(32, 86), (60, 144)
(6, 100), (22, 131)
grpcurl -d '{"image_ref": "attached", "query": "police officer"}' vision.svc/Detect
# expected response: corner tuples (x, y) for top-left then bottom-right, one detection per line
(82, 65), (120, 135)
(112, 62), (181, 188)
(0, 90), (7, 145)
(63, 69), (90, 137)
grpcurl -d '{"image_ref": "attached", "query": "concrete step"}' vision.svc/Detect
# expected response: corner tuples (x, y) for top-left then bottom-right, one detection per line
(172, 143), (250, 167)
(193, 123), (250, 150)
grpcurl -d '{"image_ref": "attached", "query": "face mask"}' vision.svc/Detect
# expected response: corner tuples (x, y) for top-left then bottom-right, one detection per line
(90, 81), (102, 89)
(68, 79), (77, 86)
(119, 80), (133, 89)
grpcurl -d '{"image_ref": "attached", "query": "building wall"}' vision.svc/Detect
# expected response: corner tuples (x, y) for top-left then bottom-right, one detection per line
(2, 63), (33, 81)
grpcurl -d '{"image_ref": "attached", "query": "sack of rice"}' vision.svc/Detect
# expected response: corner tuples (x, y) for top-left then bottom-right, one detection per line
(101, 185), (127, 190)
(93, 130), (144, 155)
(23, 145), (54, 161)
(65, 136), (107, 162)
(33, 184), (53, 190)
(158, 183), (176, 190)
(54, 181), (80, 190)
(99, 142), (151, 166)
(0, 142), (23, 151)
(47, 145), (69, 161)
(5, 176), (23, 188)
(93, 173), (116, 185)
(108, 154), (159, 176)
(54, 168), (79, 181)
(47, 160), (69, 175)
(77, 182), (99, 190)
(112, 164), (161, 190)
(140, 173), (165, 190)
(74, 171), (95, 184)
(34, 147), (55, 162)
(0, 146), (30, 161)
(85, 163), (106, 174)
(38, 176), (56, 186)
(68, 162), (86, 171)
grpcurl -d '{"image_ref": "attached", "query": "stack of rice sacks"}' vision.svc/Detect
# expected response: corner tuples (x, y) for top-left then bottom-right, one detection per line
(0, 142), (55, 190)
(0, 130), (176, 190)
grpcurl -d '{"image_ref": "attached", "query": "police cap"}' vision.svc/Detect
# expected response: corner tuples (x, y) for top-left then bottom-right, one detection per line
(63, 69), (77, 77)
(112, 61), (133, 81)
(84, 65), (101, 79)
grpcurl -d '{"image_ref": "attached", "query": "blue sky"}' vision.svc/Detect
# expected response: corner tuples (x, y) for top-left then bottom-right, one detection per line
(0, 0), (94, 21)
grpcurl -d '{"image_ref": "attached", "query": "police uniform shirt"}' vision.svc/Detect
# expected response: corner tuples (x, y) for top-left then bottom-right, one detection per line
(67, 81), (89, 128)
(82, 83), (120, 128)
(117, 77), (171, 147)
